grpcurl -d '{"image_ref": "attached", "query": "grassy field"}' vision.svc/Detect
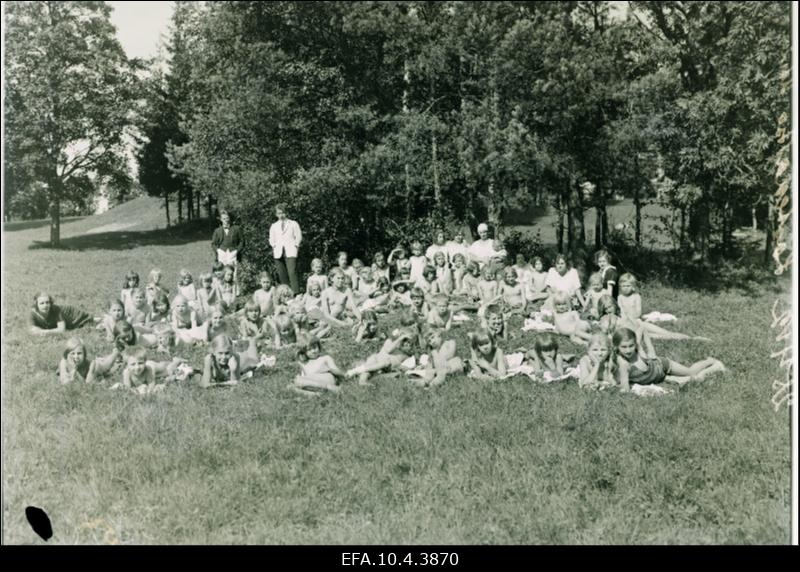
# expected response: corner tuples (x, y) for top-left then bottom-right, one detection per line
(2, 197), (792, 544)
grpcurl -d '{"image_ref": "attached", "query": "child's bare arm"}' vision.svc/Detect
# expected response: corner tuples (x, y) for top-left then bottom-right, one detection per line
(201, 355), (213, 388)
(616, 358), (630, 392)
(58, 359), (71, 385)
(122, 369), (132, 389)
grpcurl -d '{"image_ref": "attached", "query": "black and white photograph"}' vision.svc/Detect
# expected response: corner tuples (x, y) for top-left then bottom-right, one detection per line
(2, 1), (797, 549)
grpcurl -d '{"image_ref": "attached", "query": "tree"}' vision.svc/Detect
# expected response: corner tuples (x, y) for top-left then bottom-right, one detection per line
(4, 1), (138, 245)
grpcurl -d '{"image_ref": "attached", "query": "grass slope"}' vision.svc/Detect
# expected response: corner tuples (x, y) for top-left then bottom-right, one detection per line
(1, 200), (792, 544)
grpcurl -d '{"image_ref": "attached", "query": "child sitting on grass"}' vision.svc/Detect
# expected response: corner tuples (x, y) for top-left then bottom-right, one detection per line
(96, 300), (127, 342)
(617, 273), (710, 341)
(409, 328), (464, 388)
(145, 268), (169, 308)
(121, 271), (140, 315)
(146, 292), (172, 328)
(499, 266), (527, 316)
(253, 272), (276, 317)
(306, 258), (329, 293)
(524, 256), (549, 306)
(320, 270), (361, 327)
(288, 336), (345, 396)
(177, 268), (197, 304)
(552, 292), (593, 344)
(238, 300), (269, 341)
(582, 272), (606, 320)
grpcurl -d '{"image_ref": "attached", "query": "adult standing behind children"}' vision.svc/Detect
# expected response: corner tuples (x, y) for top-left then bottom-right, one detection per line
(269, 203), (303, 295)
(468, 222), (507, 270)
(211, 209), (244, 295)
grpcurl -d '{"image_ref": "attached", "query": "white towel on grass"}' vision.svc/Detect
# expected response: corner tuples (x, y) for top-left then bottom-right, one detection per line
(642, 311), (677, 323)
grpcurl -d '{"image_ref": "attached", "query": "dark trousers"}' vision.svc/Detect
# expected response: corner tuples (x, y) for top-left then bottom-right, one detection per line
(275, 256), (300, 295)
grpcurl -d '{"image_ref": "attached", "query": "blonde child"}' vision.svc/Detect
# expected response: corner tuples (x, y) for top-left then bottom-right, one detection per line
(524, 256), (549, 305)
(433, 251), (454, 296)
(618, 273), (710, 341)
(578, 333), (616, 389)
(289, 336), (345, 395)
(272, 284), (296, 317)
(218, 265), (238, 311)
(117, 347), (161, 393)
(451, 253), (468, 294)
(96, 300), (127, 342)
(238, 300), (269, 340)
(273, 312), (300, 348)
(427, 294), (453, 331)
(177, 269), (197, 303)
(371, 252), (391, 282)
(597, 295), (656, 357)
(346, 327), (416, 386)
(200, 334), (265, 388)
(552, 292), (593, 344)
(356, 266), (378, 303)
(145, 268), (168, 307)
(484, 304), (508, 341)
(306, 258), (329, 293)
(58, 337), (92, 384)
(476, 266), (500, 315)
(253, 272), (276, 317)
(498, 266), (527, 316)
(408, 240), (428, 284)
(171, 294), (207, 345)
(194, 272), (216, 322)
(152, 324), (176, 357)
(204, 306), (229, 342)
(468, 328), (507, 380)
(612, 327), (726, 392)
(410, 328), (464, 388)
(127, 288), (151, 330)
(121, 271), (140, 315)
(582, 272), (607, 320)
(320, 270), (361, 327)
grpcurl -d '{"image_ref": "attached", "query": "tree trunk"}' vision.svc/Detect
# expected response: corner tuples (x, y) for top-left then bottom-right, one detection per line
(49, 195), (61, 247)
(764, 196), (774, 265)
(568, 179), (585, 252)
(403, 59), (412, 224)
(487, 180), (501, 234)
(556, 191), (564, 254)
(177, 187), (183, 223)
(186, 187), (194, 220)
(196, 190), (201, 218)
(679, 206), (686, 252)
(431, 130), (441, 220)
(594, 184), (605, 250)
(634, 186), (642, 247)
(164, 194), (171, 227)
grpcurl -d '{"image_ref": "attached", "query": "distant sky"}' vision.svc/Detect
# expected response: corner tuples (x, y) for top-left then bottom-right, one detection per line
(108, 1), (174, 60)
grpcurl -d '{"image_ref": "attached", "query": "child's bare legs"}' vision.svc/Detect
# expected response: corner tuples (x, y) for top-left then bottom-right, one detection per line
(310, 323), (331, 339)
(289, 373), (341, 395)
(347, 353), (393, 386)
(667, 357), (726, 384)
(568, 321), (593, 345)
(640, 320), (710, 341)
(237, 337), (261, 373)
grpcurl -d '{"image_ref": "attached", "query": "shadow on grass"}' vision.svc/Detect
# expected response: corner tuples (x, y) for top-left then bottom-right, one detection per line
(602, 240), (788, 296)
(3, 216), (86, 233)
(28, 219), (216, 251)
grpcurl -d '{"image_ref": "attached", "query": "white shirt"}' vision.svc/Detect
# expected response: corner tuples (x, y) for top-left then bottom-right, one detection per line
(269, 218), (302, 258)
(425, 243), (449, 265)
(468, 239), (506, 267)
(445, 240), (470, 263)
(545, 268), (582, 297)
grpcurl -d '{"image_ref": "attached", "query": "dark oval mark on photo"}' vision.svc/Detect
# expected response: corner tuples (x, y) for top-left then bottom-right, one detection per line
(25, 506), (53, 541)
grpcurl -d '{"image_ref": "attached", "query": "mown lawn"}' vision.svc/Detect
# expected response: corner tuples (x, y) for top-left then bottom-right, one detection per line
(1, 199), (792, 544)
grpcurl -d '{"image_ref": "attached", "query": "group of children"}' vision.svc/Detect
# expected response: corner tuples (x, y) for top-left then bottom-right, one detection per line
(50, 236), (727, 396)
